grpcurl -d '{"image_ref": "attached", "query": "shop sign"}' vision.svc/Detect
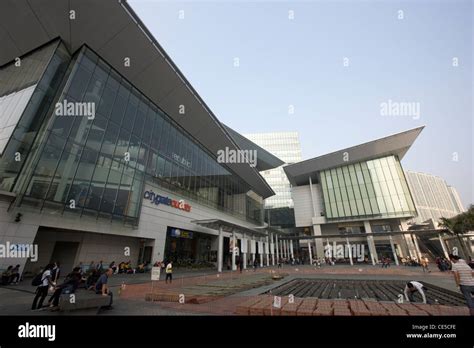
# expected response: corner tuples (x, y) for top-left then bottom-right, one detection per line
(170, 228), (194, 239)
(144, 190), (191, 212)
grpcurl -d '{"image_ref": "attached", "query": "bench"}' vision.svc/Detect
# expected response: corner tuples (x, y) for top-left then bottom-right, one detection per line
(59, 290), (112, 314)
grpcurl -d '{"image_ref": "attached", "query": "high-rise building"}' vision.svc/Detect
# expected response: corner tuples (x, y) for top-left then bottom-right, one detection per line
(405, 171), (465, 226)
(244, 132), (302, 209)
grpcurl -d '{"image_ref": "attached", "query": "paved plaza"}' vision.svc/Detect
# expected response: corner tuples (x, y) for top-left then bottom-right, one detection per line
(0, 264), (470, 316)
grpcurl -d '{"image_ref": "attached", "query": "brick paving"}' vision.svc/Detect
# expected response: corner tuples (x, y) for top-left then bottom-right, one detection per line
(117, 265), (472, 316)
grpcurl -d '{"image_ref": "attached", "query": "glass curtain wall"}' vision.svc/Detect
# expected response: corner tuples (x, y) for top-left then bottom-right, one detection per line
(22, 46), (263, 225)
(320, 155), (416, 221)
(0, 40), (70, 192)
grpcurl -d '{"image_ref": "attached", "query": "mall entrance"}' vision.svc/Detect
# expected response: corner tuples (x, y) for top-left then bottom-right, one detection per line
(164, 227), (216, 269)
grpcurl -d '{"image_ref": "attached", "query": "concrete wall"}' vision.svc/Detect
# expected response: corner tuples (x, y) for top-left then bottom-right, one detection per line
(0, 199), (39, 272)
(25, 228), (141, 274)
(292, 185), (313, 227)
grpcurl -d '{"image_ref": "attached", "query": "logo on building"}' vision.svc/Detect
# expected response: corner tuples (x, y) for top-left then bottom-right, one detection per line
(172, 153), (192, 168)
(144, 190), (191, 212)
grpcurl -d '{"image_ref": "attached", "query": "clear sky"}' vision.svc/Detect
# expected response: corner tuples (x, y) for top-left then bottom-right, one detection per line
(129, 0), (473, 207)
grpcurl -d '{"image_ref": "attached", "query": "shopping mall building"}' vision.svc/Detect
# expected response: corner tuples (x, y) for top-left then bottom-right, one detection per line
(283, 127), (471, 264)
(0, 1), (289, 274)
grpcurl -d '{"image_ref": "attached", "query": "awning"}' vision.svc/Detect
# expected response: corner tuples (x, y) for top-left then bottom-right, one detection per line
(191, 219), (269, 237)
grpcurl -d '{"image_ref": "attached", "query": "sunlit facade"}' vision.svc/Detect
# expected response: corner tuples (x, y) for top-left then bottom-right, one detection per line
(244, 131), (302, 209)
(405, 170), (465, 225)
(320, 156), (416, 221)
(284, 127), (427, 265)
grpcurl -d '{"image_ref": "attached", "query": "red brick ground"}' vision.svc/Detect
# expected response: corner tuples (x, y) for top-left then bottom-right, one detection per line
(118, 266), (470, 316)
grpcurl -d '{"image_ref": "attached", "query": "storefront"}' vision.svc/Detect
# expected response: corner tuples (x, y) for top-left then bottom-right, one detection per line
(164, 227), (215, 267)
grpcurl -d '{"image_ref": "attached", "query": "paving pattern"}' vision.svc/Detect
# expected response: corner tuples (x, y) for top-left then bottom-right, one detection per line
(235, 296), (470, 316)
(266, 278), (467, 306)
(143, 273), (284, 304)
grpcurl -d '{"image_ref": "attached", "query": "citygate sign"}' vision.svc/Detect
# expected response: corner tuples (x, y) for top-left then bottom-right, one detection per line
(144, 190), (191, 212)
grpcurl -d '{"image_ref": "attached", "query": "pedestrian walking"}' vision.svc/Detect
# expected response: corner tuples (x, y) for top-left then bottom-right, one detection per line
(449, 254), (474, 315)
(165, 261), (173, 283)
(31, 264), (55, 310)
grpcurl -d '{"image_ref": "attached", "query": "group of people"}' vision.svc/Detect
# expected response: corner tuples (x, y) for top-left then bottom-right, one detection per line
(31, 260), (115, 311)
(401, 256), (423, 267)
(1, 264), (21, 285)
(76, 260), (150, 276)
(381, 257), (392, 268)
(403, 254), (473, 315)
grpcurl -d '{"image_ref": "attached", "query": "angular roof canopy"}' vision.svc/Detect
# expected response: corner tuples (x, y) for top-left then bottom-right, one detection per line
(223, 125), (285, 171)
(284, 126), (424, 186)
(0, 0), (275, 198)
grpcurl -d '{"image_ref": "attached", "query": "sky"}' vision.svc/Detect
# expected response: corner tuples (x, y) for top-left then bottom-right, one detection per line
(129, 0), (473, 207)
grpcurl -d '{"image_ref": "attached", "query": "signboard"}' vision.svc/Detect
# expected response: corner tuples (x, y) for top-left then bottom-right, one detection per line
(144, 190), (191, 212)
(170, 228), (193, 239)
(151, 267), (161, 281)
(273, 296), (281, 308)
(172, 153), (192, 168)
(250, 240), (256, 254)
(240, 238), (248, 253)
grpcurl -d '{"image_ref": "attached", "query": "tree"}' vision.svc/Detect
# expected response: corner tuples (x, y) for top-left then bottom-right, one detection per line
(439, 205), (474, 258)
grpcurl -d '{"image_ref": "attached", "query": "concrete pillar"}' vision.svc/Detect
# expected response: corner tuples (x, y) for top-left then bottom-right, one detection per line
(389, 235), (399, 266)
(438, 234), (449, 258)
(259, 240), (263, 267)
(412, 234), (423, 261)
(275, 234), (280, 263)
(266, 236), (270, 266)
(307, 240), (313, 265)
(364, 221), (377, 265)
(312, 224), (325, 260)
(346, 237), (353, 266)
(231, 231), (236, 271)
(396, 240), (404, 258)
(403, 234), (416, 259)
(217, 226), (223, 273)
(271, 233), (275, 266)
(290, 239), (294, 259)
(400, 221), (416, 259)
(242, 233), (247, 270)
(326, 238), (331, 261)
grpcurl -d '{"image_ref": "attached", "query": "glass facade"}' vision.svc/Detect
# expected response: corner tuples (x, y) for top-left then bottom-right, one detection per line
(19, 46), (263, 225)
(0, 40), (70, 193)
(244, 132), (302, 208)
(320, 155), (416, 221)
